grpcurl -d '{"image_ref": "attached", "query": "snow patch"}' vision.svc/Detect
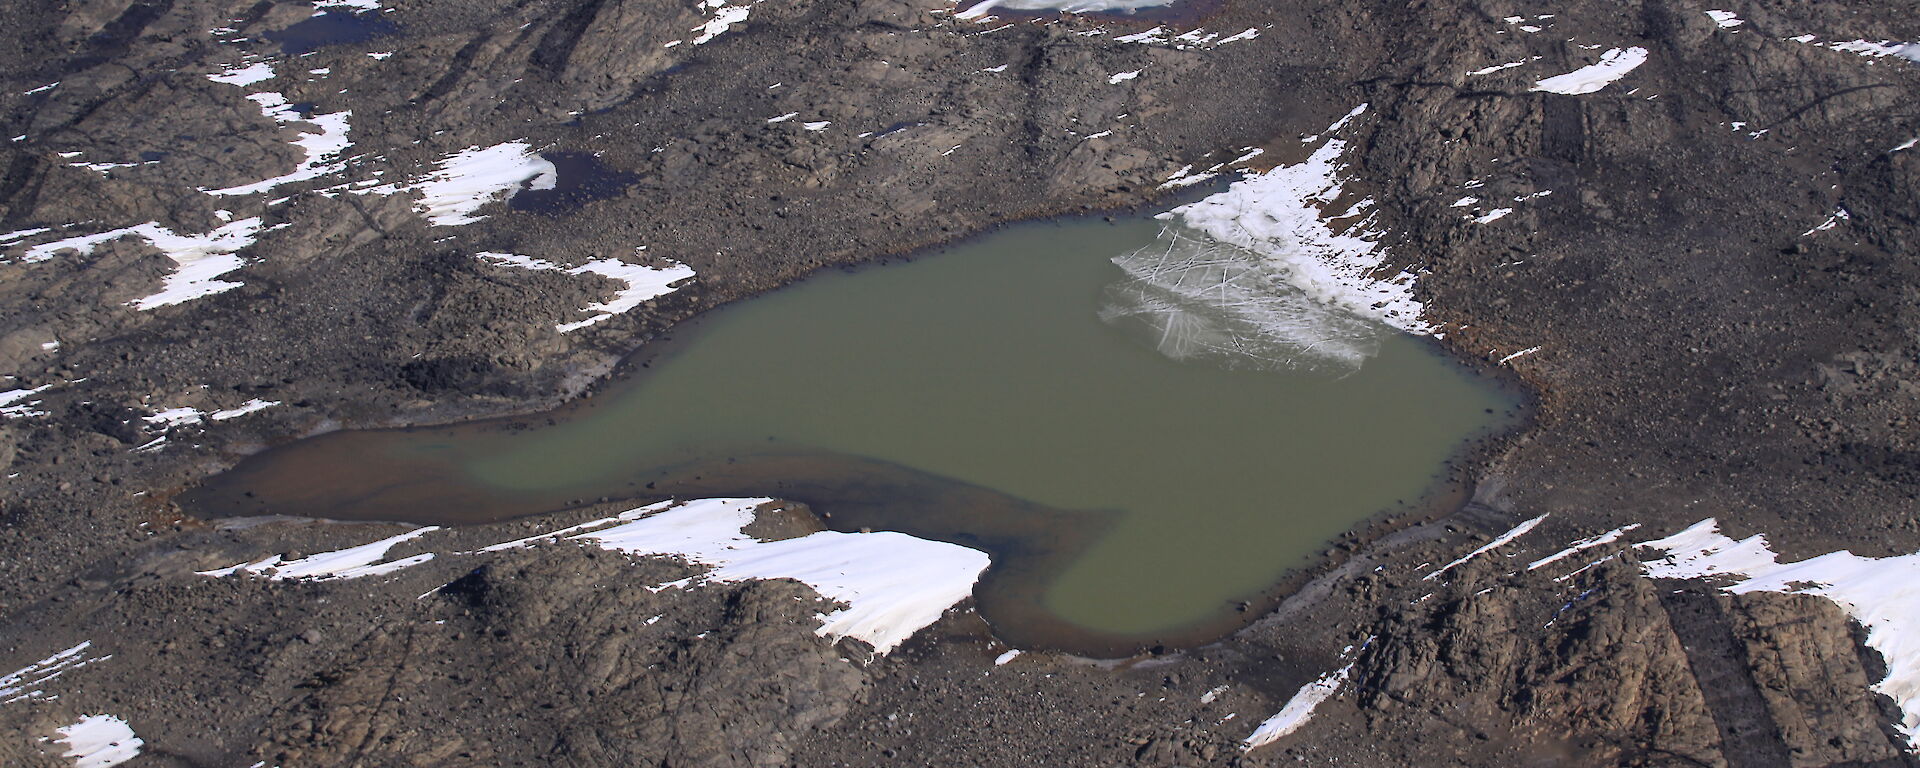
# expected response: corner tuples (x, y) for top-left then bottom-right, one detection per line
(1638, 519), (1920, 749)
(476, 250), (696, 332)
(1531, 47), (1649, 95)
(198, 526), (439, 581)
(1107, 68), (1144, 85)
(1424, 514), (1549, 581)
(1243, 664), (1352, 750)
(578, 499), (990, 654)
(691, 2), (752, 45)
(1705, 10), (1744, 28)
(1527, 524), (1640, 571)
(957, 0), (1179, 20)
(52, 715), (142, 768)
(994, 649), (1021, 665)
(1, 383), (56, 419)
(204, 94), (352, 197)
(1469, 61), (1529, 76)
(15, 219), (265, 309)
(0, 642), (106, 705)
(1822, 40), (1920, 62)
(364, 143), (556, 226)
(206, 61), (275, 87)
(1496, 345), (1541, 364)
(212, 398), (280, 420)
(0, 227), (51, 245)
(215, 498), (990, 655)
(1802, 208), (1852, 237)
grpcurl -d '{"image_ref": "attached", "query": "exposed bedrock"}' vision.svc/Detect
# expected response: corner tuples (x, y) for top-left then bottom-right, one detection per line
(0, 0), (1918, 763)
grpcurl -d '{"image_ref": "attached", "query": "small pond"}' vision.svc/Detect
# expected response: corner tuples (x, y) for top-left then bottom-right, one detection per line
(184, 214), (1518, 652)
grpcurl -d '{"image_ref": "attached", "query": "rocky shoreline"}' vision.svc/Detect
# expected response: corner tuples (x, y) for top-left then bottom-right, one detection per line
(2, 0), (1918, 765)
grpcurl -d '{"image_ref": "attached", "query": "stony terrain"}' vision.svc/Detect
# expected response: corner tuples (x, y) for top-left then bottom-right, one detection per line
(1, 0), (1918, 765)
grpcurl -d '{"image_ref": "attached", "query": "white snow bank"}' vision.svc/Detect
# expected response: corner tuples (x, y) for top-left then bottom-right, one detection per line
(1640, 519), (1920, 749)
(0, 642), (106, 705)
(207, 61), (275, 87)
(1531, 47), (1648, 95)
(1472, 207), (1513, 224)
(1527, 523), (1640, 571)
(1107, 68), (1144, 85)
(212, 498), (988, 655)
(1704, 10), (1744, 28)
(199, 526), (439, 581)
(1818, 40), (1920, 62)
(1469, 60), (1529, 76)
(212, 398), (279, 420)
(1496, 345), (1541, 364)
(1159, 104), (1430, 335)
(205, 94), (352, 197)
(16, 219), (264, 309)
(1243, 664), (1352, 750)
(141, 399), (279, 431)
(1424, 514), (1548, 581)
(53, 715), (142, 768)
(1, 383), (55, 419)
(143, 406), (204, 429)
(577, 499), (990, 654)
(0, 227), (51, 245)
(362, 142), (555, 226)
(691, 1), (751, 45)
(956, 0), (1174, 20)
(476, 250), (696, 332)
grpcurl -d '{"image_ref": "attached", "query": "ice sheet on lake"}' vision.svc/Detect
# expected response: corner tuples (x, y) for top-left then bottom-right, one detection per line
(476, 250), (696, 332)
(1639, 518), (1920, 750)
(1531, 47), (1648, 94)
(1099, 227), (1389, 372)
(53, 715), (143, 768)
(578, 498), (991, 654)
(1105, 105), (1429, 373)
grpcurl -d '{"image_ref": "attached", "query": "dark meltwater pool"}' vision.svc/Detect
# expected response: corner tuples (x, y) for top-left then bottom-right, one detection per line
(183, 215), (1518, 652)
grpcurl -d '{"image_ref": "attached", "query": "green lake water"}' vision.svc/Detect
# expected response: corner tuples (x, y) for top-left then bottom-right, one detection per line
(185, 215), (1516, 651)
